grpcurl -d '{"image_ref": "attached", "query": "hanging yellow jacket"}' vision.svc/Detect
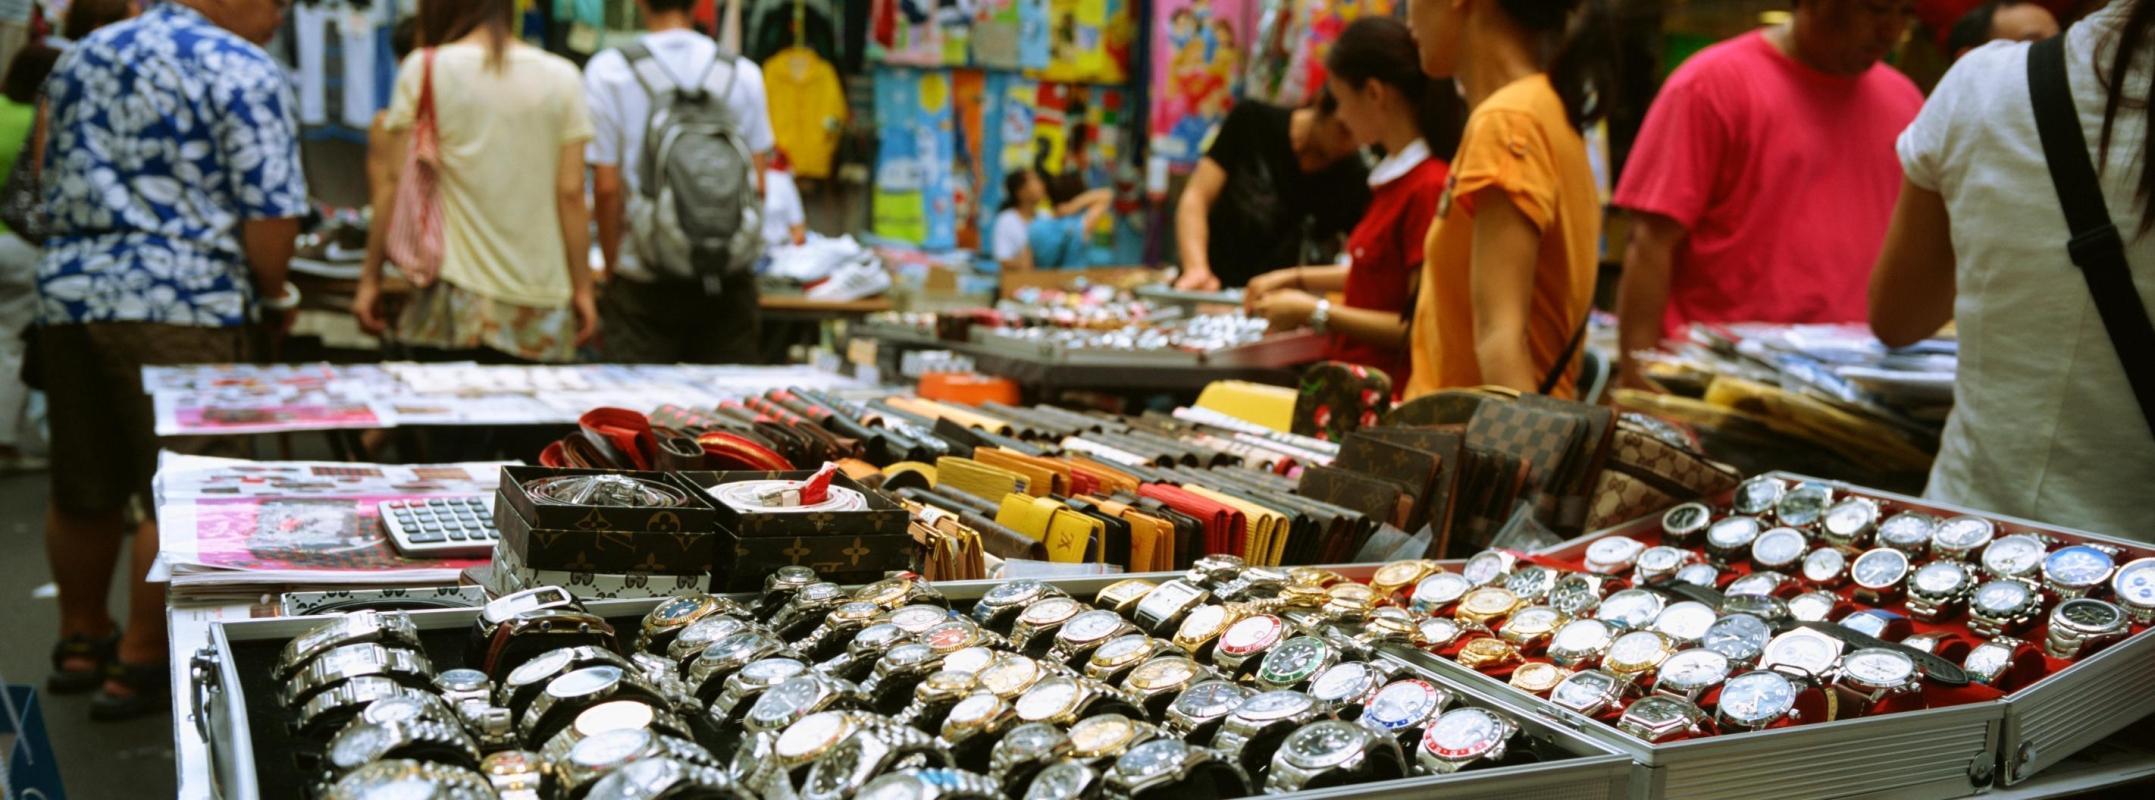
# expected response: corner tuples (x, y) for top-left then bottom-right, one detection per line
(762, 46), (846, 179)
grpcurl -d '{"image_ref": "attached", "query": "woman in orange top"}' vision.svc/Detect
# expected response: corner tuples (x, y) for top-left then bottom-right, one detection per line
(1402, 0), (1614, 399)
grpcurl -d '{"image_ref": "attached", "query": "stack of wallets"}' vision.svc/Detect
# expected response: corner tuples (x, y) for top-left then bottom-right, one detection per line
(490, 467), (718, 600)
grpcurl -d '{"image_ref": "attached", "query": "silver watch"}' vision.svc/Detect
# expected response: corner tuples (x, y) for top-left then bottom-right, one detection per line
(1414, 707), (1518, 774)
(1907, 561), (1976, 622)
(1835, 647), (1924, 707)
(1102, 739), (1250, 799)
(1618, 695), (1708, 743)
(1929, 516), (1997, 562)
(277, 610), (422, 681)
(2043, 598), (2130, 659)
(1262, 720), (1405, 792)
(2042, 544), (2120, 600)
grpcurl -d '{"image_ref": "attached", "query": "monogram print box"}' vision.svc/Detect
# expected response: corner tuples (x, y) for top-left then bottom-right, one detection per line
(495, 466), (720, 574)
(676, 470), (910, 539)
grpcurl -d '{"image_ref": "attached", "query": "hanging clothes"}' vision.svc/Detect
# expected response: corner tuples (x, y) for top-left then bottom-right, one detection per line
(764, 45), (847, 179)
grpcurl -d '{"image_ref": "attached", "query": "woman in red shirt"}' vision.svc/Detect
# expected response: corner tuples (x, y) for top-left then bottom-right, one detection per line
(1245, 15), (1462, 389)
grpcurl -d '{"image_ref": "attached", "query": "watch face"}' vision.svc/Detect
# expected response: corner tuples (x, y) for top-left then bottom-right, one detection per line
(1093, 634), (1156, 667)
(1663, 502), (1712, 534)
(1327, 583), (1377, 608)
(1176, 605), (1231, 641)
(1219, 615), (1286, 655)
(1309, 662), (1377, 703)
(805, 737), (867, 796)
(1733, 477), (1786, 515)
(1003, 722), (1070, 762)
(1016, 676), (1083, 722)
(922, 622), (976, 653)
(2115, 559), (2155, 607)
(851, 624), (908, 653)
(1652, 602), (1719, 643)
(1675, 564), (1723, 588)
(1020, 597), (1084, 627)
(1718, 671), (1797, 725)
(1463, 551), (1514, 586)
(1284, 720), (1366, 768)
(741, 657), (808, 685)
(947, 694), (1005, 727)
(1422, 708), (1506, 760)
(1933, 517), (1997, 550)
(923, 670), (979, 695)
(2045, 546), (2116, 587)
(1374, 561), (1430, 588)
(979, 656), (1045, 697)
(1062, 610), (1128, 644)
(436, 668), (489, 693)
(856, 577), (915, 607)
(1461, 587), (1522, 618)
(882, 643), (937, 669)
(328, 723), (391, 768)
(1552, 670), (1617, 710)
(569, 728), (654, 768)
(1965, 643), (2013, 679)
(547, 665), (623, 700)
(2057, 599), (2123, 628)
(1174, 680), (1252, 720)
(1625, 696), (1696, 730)
(1842, 648), (1915, 686)
(1707, 517), (1764, 550)
(1507, 605), (1565, 637)
(1763, 631), (1839, 675)
(1878, 513), (1939, 550)
(1974, 580), (2035, 615)
(1913, 562), (1971, 596)
(1984, 535), (2050, 577)
(888, 605), (950, 633)
(359, 695), (432, 725)
(1658, 649), (1731, 692)
(1116, 740), (1186, 780)
(798, 583), (845, 605)
(861, 773), (930, 800)
(1551, 619), (1615, 655)
(1419, 617), (1467, 646)
(1701, 614), (1772, 662)
(1753, 529), (1808, 567)
(1069, 714), (1138, 756)
(574, 700), (657, 738)
(944, 647), (997, 675)
(748, 675), (825, 728)
(703, 632), (781, 667)
(1258, 637), (1332, 684)
(1852, 548), (1911, 589)
(1504, 566), (1559, 599)
(1841, 612), (1893, 639)
(650, 595), (710, 626)
(1608, 631), (1672, 670)
(1028, 761), (1098, 800)
(1510, 662), (1568, 693)
(1596, 589), (1666, 630)
(507, 648), (573, 687)
(776, 710), (852, 760)
(1413, 573), (1475, 609)
(1776, 484), (1833, 527)
(1587, 537), (1646, 567)
(1237, 689), (1317, 721)
(1128, 657), (1199, 690)
(1823, 498), (1880, 539)
(1551, 575), (1606, 616)
(1801, 548), (1847, 584)
(1364, 680), (1442, 730)
(674, 616), (750, 651)
(1788, 592), (1839, 623)
(1726, 572), (1789, 598)
(985, 580), (1046, 606)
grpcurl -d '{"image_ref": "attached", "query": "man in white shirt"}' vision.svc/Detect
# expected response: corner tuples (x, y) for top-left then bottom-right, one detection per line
(586, 0), (776, 363)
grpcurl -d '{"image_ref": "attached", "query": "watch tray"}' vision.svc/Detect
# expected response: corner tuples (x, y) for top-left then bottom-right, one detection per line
(196, 569), (1635, 800)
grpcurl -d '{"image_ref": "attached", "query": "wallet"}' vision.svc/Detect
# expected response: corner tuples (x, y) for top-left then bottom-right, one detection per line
(936, 457), (1031, 503)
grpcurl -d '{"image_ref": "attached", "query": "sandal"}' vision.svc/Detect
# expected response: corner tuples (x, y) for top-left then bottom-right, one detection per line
(47, 630), (119, 695)
(90, 661), (170, 723)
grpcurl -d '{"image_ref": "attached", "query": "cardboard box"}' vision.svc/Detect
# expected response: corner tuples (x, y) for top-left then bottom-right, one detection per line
(495, 489), (717, 574)
(497, 466), (716, 532)
(677, 470), (910, 539)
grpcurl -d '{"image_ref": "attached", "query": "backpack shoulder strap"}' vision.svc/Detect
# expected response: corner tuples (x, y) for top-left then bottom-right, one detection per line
(618, 40), (693, 101)
(2026, 33), (2155, 437)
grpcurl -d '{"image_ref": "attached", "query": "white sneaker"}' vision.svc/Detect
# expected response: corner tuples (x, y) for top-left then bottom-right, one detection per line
(805, 257), (891, 302)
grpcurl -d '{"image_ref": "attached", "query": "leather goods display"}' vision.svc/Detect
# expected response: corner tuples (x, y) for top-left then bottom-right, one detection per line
(1293, 361), (1395, 443)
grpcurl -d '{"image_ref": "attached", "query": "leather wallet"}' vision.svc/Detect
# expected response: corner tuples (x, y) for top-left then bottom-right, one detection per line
(996, 493), (1061, 540)
(1139, 484), (1245, 559)
(937, 457), (1030, 503)
(970, 448), (1062, 497)
(1298, 466), (1409, 530)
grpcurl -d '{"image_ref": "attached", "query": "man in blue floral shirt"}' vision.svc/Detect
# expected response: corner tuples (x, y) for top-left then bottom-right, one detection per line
(36, 0), (304, 721)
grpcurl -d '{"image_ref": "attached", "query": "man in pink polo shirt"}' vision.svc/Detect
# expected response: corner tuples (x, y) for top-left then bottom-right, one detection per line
(1613, 0), (1923, 387)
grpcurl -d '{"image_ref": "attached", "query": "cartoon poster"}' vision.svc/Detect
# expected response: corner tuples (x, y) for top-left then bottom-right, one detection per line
(872, 0), (944, 66)
(1149, 0), (1252, 172)
(1034, 0), (1133, 84)
(874, 68), (939, 245)
(974, 0), (1044, 70)
(1246, 0), (1397, 106)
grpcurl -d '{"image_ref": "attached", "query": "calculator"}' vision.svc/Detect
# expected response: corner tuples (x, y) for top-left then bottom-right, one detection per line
(379, 496), (499, 558)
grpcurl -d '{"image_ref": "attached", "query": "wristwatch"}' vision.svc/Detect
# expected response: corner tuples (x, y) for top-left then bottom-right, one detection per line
(1048, 610), (1142, 668)
(1549, 573), (1614, 617)
(1720, 593), (1794, 629)
(1009, 597), (1089, 656)
(1306, 660), (1392, 714)
(1162, 679), (1254, 743)
(1262, 719), (1405, 792)
(1023, 759), (1101, 800)
(1094, 580), (1160, 617)
(1713, 669), (1807, 732)
(1876, 513), (1941, 555)
(1369, 560), (1441, 600)
(1800, 547), (1849, 588)
(1502, 566), (1561, 604)
(1703, 516), (1764, 566)
(468, 587), (583, 659)
(712, 657), (811, 725)
(1787, 591), (1841, 624)
(976, 653), (1067, 702)
(1414, 707), (1518, 775)
(1593, 588), (1667, 631)
(1102, 739), (1250, 800)
(634, 594), (740, 655)
(1849, 547), (1913, 605)
(1618, 695), (1709, 743)
(1701, 613), (1773, 668)
(991, 723), (1074, 794)
(1133, 580), (1213, 636)
(1410, 572), (1476, 614)
(1550, 669), (1627, 715)
(853, 573), (947, 611)
(1660, 502), (1713, 547)
(1839, 610), (1913, 642)
(1217, 569), (1288, 604)
(519, 665), (673, 747)
(1605, 630), (1677, 685)
(1352, 607), (1420, 649)
(2044, 598), (2131, 659)
(885, 603), (955, 636)
(1356, 678), (1450, 743)
(296, 676), (419, 739)
(1254, 636), (1341, 692)
(1834, 647), (1924, 709)
(278, 610), (423, 681)
(1507, 662), (1572, 697)
(686, 632), (791, 702)
(432, 668), (492, 711)
(1414, 617), (1489, 651)
(1751, 528), (1809, 573)
(477, 750), (543, 800)
(1732, 477), (1786, 516)
(1821, 498), (1882, 549)
(1907, 561), (1976, 622)
(1456, 637), (1525, 672)
(1455, 587), (1525, 626)
(1212, 614), (1292, 679)
(1498, 605), (1568, 650)
(1775, 483), (1833, 528)
(1674, 563), (1723, 588)
(1461, 550), (1520, 587)
(347, 690), (462, 730)
(582, 756), (743, 800)
(1189, 554), (1248, 587)
(795, 602), (887, 662)
(538, 699), (694, 770)
(321, 759), (496, 800)
(1634, 546), (1697, 586)
(920, 619), (1007, 659)
(1547, 618), (1616, 669)
(1085, 634), (1174, 685)
(322, 717), (481, 785)
(1981, 534), (2053, 581)
(1726, 571), (1794, 599)
(1930, 516), (1998, 562)
(666, 616), (760, 666)
(281, 642), (434, 708)
(973, 580), (1073, 634)
(1649, 601), (1719, 647)
(771, 582), (851, 642)
(1898, 632), (1951, 656)
(800, 716), (947, 800)
(758, 566), (823, 618)
(1653, 648), (1732, 702)
(1760, 628), (1845, 683)
(861, 643), (952, 713)
(2113, 557), (2155, 623)
(1961, 637), (2024, 685)
(817, 622), (915, 684)
(555, 729), (718, 800)
(1289, 567), (1350, 589)
(2042, 544), (2121, 599)
(1210, 690), (1332, 778)
(774, 710), (889, 777)
(1969, 579), (2046, 637)
(1585, 536), (1648, 575)
(1014, 674), (1146, 726)
(1320, 583), (1380, 623)
(1120, 656), (1212, 719)
(895, 669), (984, 732)
(742, 672), (867, 735)
(497, 646), (637, 721)
(1066, 713), (1165, 763)
(478, 609), (619, 681)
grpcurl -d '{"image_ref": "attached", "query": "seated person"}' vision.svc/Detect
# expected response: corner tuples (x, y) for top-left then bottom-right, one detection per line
(762, 147), (808, 250)
(991, 168), (1113, 271)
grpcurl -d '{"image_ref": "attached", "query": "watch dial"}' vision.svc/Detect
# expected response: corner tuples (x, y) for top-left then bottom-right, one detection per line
(2116, 560), (2155, 606)
(1753, 529), (1807, 566)
(1069, 714), (1136, 756)
(741, 657), (808, 685)
(1718, 671), (1797, 724)
(1776, 484), (1833, 527)
(436, 668), (489, 693)
(569, 728), (654, 768)
(1788, 593), (1838, 623)
(546, 665), (623, 699)
(1802, 548), (1846, 583)
(922, 622), (975, 653)
(883, 643), (936, 669)
(1177, 605), (1229, 641)
(1652, 602), (1719, 642)
(1129, 657), (1199, 689)
(1016, 677), (1082, 722)
(1764, 632), (1839, 675)
(1638, 546), (1688, 573)
(861, 773), (930, 800)
(799, 583), (845, 604)
(776, 710), (851, 760)
(1914, 562), (1970, 595)
(1734, 478), (1786, 515)
(1823, 498), (1880, 538)
(2046, 547), (2115, 586)
(1702, 614), (1772, 662)
(1419, 618), (1465, 646)
(1551, 576), (1603, 616)
(360, 696), (430, 725)
(1843, 649), (1915, 685)
(1965, 643), (2013, 679)
(1174, 680), (1252, 719)
(852, 624), (908, 653)
(1511, 662), (1566, 692)
(1375, 561), (1428, 587)
(1609, 631), (1672, 668)
(1463, 551), (1512, 586)
(1658, 649), (1730, 691)
(1116, 740), (1185, 779)
(944, 647), (998, 675)
(947, 693), (1004, 727)
(1984, 536), (2048, 576)
(1879, 514), (1939, 549)
(1676, 564), (1723, 588)
(1462, 588), (1521, 617)
(1063, 610), (1127, 643)
(1284, 720), (1365, 768)
(1310, 662), (1375, 702)
(1021, 598), (1083, 626)
(1423, 708), (1504, 759)
(987, 580), (1045, 605)
(1552, 671), (1614, 709)
(805, 737), (866, 796)
(1259, 637), (1330, 682)
(1588, 537), (1645, 565)
(1552, 619), (1614, 654)
(507, 649), (573, 687)
(1509, 606), (1563, 636)
(1707, 517), (1763, 550)
(1414, 573), (1473, 608)
(1238, 690), (1316, 720)
(652, 595), (707, 625)
(1974, 580), (2034, 614)
(1093, 634), (1154, 666)
(674, 616), (749, 650)
(1726, 572), (1788, 598)
(748, 675), (824, 727)
(2059, 599), (2122, 628)
(979, 656), (1043, 697)
(1852, 549), (1910, 588)
(856, 578), (913, 607)
(1219, 615), (1285, 654)
(1626, 696), (1692, 728)
(889, 605), (950, 633)
(1003, 722), (1070, 759)
(1028, 761), (1097, 800)
(1596, 590), (1666, 630)
(1504, 566), (1558, 598)
(1663, 502), (1711, 533)
(327, 723), (390, 768)
(1934, 517), (1996, 549)
(703, 632), (780, 667)
(1364, 680), (1441, 729)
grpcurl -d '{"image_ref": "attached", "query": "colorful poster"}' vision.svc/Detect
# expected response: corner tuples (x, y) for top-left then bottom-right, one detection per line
(952, 70), (990, 251)
(1020, 0), (1052, 70)
(872, 68), (958, 250)
(1246, 0), (1397, 106)
(873, 0), (945, 66)
(973, 0), (1038, 70)
(1149, 0), (1251, 171)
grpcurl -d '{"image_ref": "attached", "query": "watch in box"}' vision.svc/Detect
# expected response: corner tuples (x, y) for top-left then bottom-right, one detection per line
(1548, 618), (1617, 669)
(1009, 597), (1088, 657)
(1213, 614), (1292, 679)
(1550, 669), (1627, 716)
(1162, 679), (1254, 743)
(1549, 573), (1614, 617)
(1500, 605), (1569, 650)
(972, 580), (1072, 634)
(1094, 580), (1159, 617)
(1727, 571), (1794, 599)
(1254, 636), (1342, 692)
(583, 756), (740, 800)
(281, 642), (434, 709)
(1048, 610), (1141, 669)
(1085, 634), (1174, 686)
(1760, 628), (1845, 683)
(991, 723), (1073, 794)
(1653, 648), (1732, 703)
(795, 602), (887, 662)
(1849, 548), (1913, 605)
(1021, 760), (1102, 800)
(742, 671), (866, 736)
(1133, 580), (1214, 637)
(2113, 557), (2155, 623)
(1981, 533), (2053, 581)
(633, 594), (740, 656)
(1704, 516), (1764, 566)
(277, 610), (422, 682)
(1713, 669), (1807, 732)
(1456, 638), (1525, 671)
(1774, 483), (1834, 529)
(1461, 550), (1521, 587)
(1211, 689), (1333, 779)
(555, 729), (717, 800)
(1930, 516), (1998, 563)
(1502, 567), (1561, 604)
(1067, 713), (1164, 763)
(1585, 536), (1648, 575)
(1121, 656), (1213, 720)
(1838, 610), (1913, 642)
(686, 632), (791, 703)
(1751, 528), (1810, 574)
(1013, 675), (1147, 727)
(1415, 707), (1519, 775)
(1821, 497), (1881, 549)
(1507, 662), (1572, 697)
(1787, 591), (1842, 624)
(1908, 561), (1977, 622)
(2043, 544), (2121, 600)
(1731, 477), (1786, 517)
(1263, 720), (1405, 793)
(713, 656), (811, 725)
(2044, 598), (2131, 659)
(1103, 739), (1250, 800)
(1605, 630), (1678, 685)
(321, 759), (495, 800)
(665, 615), (760, 666)
(1876, 513), (1940, 556)
(1650, 601), (1719, 647)
(1969, 579), (2046, 637)
(893, 669), (983, 733)
(1634, 546), (1698, 586)
(817, 622), (915, 684)
(1618, 695), (1709, 743)
(1835, 647), (1924, 709)
(1660, 502), (1714, 547)
(1800, 547), (1850, 588)
(1962, 637), (2024, 685)
(1415, 617), (1489, 651)
(321, 717), (481, 788)
(1701, 613), (1774, 668)
(1593, 589), (1666, 632)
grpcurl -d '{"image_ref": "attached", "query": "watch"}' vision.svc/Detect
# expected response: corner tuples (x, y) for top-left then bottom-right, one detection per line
(1101, 739), (1250, 800)
(973, 580), (1073, 634)
(1212, 614), (1292, 678)
(2044, 598), (2130, 659)
(1013, 674), (1147, 727)
(281, 642), (434, 708)
(886, 603), (955, 637)
(665, 616), (760, 666)
(817, 622), (916, 684)
(1414, 617), (1488, 651)
(758, 566), (823, 618)
(1650, 601), (1719, 647)
(1834, 647), (1923, 708)
(1409, 572), (1476, 614)
(468, 587), (583, 658)
(1605, 630), (1677, 684)
(478, 750), (543, 800)
(976, 653), (1065, 702)
(1594, 589), (1667, 632)
(1253, 636), (1341, 691)
(1010, 597), (1089, 657)
(712, 657), (811, 725)
(1162, 679), (1254, 742)
(1456, 587), (1526, 626)
(1703, 516), (1764, 566)
(1306, 660), (1392, 713)
(990, 723), (1072, 794)
(322, 718), (482, 785)
(1930, 516), (1999, 562)
(1369, 560), (1441, 599)
(1067, 713), (1165, 763)
(1189, 554), (1248, 587)
(538, 699), (695, 770)
(1653, 648), (1732, 702)
(1732, 477), (1787, 517)
(1907, 561), (1977, 622)
(2043, 544), (2121, 599)
(1414, 707), (1518, 774)
(1774, 483), (1834, 528)
(1507, 662), (1572, 697)
(1821, 498), (1881, 549)
(1210, 690), (1332, 778)
(1713, 669), (1806, 731)
(1262, 719), (1405, 792)
(1750, 528), (1809, 573)
(1962, 637), (2025, 685)
(348, 690), (462, 730)
(1023, 760), (1103, 800)
(1849, 547), (1913, 604)
(1356, 678), (1451, 742)
(1969, 579), (2046, 637)
(1550, 669), (1627, 716)
(278, 610), (422, 682)
(519, 665), (674, 747)
(1585, 536), (1648, 575)
(1787, 591), (1841, 624)
(1547, 618), (1616, 669)
(1218, 568), (1287, 603)
(861, 642), (955, 713)
(477, 609), (619, 681)
(1898, 632), (1951, 656)
(321, 759), (496, 800)
(853, 574), (947, 611)
(771, 582), (852, 642)
(1634, 546), (1698, 585)
(1839, 610), (1913, 642)
(1048, 610), (1142, 668)
(1876, 513), (1941, 555)
(1289, 567), (1350, 589)
(686, 632), (790, 703)
(1619, 695), (1710, 743)
(1085, 634), (1174, 685)
(1550, 573), (1614, 617)
(634, 594), (739, 655)
(1095, 580), (1160, 617)
(1502, 567), (1561, 604)
(1320, 583), (1380, 623)
(583, 756), (744, 800)
(556, 729), (718, 800)
(1760, 628), (1845, 682)
(1120, 656), (1212, 719)
(295, 676), (420, 740)
(1674, 563), (1724, 588)
(432, 668), (492, 710)
(1660, 502), (1714, 547)
(1132, 580), (1213, 636)
(1726, 571), (1794, 599)
(742, 672), (866, 735)
(894, 669), (984, 732)
(937, 693), (1022, 765)
(1499, 605), (1568, 650)
(799, 716), (948, 800)
(1720, 593), (1795, 629)
(1461, 550), (1522, 588)
(1800, 547), (1850, 588)
(1456, 637), (1525, 672)
(1354, 607), (1420, 649)
(2113, 557), (2155, 623)
(795, 602), (887, 662)
(1701, 613), (1773, 668)
(1981, 534), (2053, 581)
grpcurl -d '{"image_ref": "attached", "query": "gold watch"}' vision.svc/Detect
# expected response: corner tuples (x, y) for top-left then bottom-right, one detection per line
(1455, 587), (1525, 627)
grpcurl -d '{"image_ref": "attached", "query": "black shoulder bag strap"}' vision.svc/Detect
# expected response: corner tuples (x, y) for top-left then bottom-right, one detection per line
(2027, 34), (2155, 436)
(1538, 316), (1590, 396)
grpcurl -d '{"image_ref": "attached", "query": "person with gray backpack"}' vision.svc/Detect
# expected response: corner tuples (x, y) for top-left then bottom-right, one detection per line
(586, 0), (775, 363)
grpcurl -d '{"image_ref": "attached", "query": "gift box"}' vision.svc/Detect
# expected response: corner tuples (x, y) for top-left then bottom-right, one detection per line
(678, 470), (915, 591)
(496, 488), (717, 574)
(496, 466), (717, 532)
(676, 470), (910, 539)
